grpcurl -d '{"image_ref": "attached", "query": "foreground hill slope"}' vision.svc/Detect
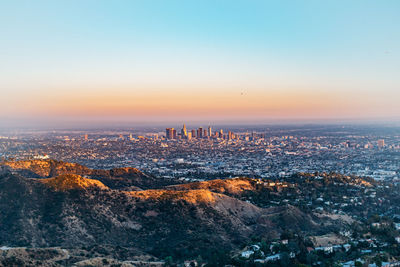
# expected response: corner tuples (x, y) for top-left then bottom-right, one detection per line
(0, 165), (343, 262)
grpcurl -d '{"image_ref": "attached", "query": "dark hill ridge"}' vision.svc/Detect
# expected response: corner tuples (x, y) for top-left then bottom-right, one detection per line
(289, 172), (376, 187)
(1, 159), (176, 189)
(0, 168), (347, 262)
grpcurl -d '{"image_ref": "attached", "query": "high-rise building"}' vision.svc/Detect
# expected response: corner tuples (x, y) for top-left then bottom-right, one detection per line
(84, 134), (88, 141)
(197, 127), (203, 138)
(166, 128), (175, 139)
(181, 124), (187, 139)
(208, 126), (212, 137)
(172, 129), (177, 139)
(378, 139), (385, 148)
(228, 131), (233, 140)
(187, 132), (192, 140)
(191, 129), (196, 138)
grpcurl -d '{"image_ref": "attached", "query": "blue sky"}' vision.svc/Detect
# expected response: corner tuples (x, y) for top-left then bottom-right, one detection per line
(1, 0), (399, 126)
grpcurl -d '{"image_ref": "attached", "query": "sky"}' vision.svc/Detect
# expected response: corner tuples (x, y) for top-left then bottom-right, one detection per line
(0, 0), (399, 127)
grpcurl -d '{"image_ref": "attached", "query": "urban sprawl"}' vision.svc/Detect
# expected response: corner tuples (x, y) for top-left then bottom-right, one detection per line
(1, 124), (399, 182)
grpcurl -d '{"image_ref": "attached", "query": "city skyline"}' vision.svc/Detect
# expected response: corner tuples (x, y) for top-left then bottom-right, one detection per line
(166, 124), (237, 140)
(1, 1), (400, 127)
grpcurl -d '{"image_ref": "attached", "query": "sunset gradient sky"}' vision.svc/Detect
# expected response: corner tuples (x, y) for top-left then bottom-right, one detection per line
(1, 0), (399, 126)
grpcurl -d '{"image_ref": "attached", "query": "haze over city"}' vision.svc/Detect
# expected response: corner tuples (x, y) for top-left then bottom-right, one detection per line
(1, 0), (400, 128)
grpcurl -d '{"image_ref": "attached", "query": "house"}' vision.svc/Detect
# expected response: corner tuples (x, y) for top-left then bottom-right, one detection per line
(315, 246), (333, 254)
(250, 244), (260, 251)
(343, 244), (351, 252)
(184, 260), (198, 267)
(266, 254), (281, 262)
(306, 247), (314, 253)
(241, 250), (254, 259)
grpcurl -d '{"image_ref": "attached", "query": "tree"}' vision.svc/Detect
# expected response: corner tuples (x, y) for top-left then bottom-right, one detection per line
(306, 252), (318, 265)
(164, 256), (173, 266)
(280, 252), (291, 266)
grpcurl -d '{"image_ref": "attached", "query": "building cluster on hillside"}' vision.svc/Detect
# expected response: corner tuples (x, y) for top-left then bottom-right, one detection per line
(229, 174), (400, 266)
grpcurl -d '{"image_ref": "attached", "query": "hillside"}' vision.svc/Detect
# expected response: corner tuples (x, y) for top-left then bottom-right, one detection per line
(0, 166), (347, 264)
(1, 159), (176, 189)
(39, 174), (108, 191)
(289, 172), (375, 187)
(167, 177), (260, 195)
(2, 159), (91, 178)
(2, 160), (377, 266)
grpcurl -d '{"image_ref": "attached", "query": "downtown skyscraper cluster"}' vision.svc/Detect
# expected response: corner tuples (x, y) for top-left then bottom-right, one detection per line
(166, 124), (236, 140)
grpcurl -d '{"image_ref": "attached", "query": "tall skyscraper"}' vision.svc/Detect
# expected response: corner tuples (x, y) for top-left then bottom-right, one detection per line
(166, 128), (175, 139)
(191, 129), (196, 138)
(181, 124), (187, 139)
(208, 126), (212, 137)
(197, 127), (203, 138)
(228, 131), (233, 140)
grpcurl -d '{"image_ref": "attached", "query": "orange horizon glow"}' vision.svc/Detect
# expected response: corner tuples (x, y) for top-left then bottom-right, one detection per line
(6, 85), (398, 122)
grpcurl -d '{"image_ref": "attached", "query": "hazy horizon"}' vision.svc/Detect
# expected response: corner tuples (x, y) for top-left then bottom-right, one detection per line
(1, 117), (400, 131)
